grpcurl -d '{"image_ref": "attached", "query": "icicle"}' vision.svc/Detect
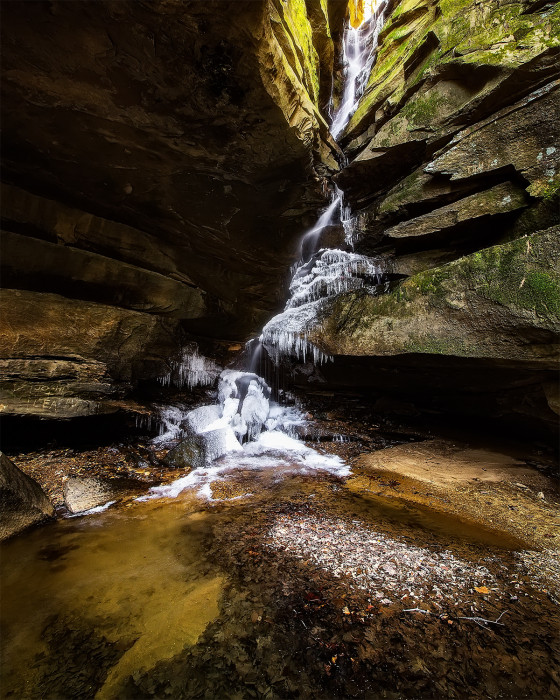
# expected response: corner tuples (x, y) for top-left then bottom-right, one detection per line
(156, 344), (221, 390)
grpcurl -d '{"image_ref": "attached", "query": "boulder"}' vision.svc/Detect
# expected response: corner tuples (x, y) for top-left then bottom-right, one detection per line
(183, 405), (222, 435)
(0, 452), (54, 540)
(165, 428), (241, 470)
(311, 227), (560, 364)
(63, 477), (116, 514)
(63, 476), (143, 514)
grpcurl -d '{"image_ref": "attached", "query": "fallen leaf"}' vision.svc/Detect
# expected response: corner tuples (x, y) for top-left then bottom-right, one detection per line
(475, 586), (490, 594)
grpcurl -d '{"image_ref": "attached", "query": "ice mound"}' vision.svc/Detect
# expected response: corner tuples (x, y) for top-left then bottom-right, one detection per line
(261, 249), (385, 364)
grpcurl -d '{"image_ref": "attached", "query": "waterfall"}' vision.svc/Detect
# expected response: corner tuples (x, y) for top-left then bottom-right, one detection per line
(330, 0), (387, 141)
(150, 4), (388, 476)
(300, 193), (341, 262)
(259, 5), (388, 367)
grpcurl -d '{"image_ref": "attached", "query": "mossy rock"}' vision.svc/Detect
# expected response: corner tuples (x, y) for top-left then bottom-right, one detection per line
(312, 227), (560, 364)
(345, 0), (560, 144)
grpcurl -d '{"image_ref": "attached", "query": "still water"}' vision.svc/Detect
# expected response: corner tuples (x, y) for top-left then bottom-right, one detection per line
(1, 467), (559, 699)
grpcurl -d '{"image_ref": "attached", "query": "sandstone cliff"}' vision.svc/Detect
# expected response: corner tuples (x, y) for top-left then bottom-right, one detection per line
(0, 0), (340, 418)
(306, 0), (559, 434)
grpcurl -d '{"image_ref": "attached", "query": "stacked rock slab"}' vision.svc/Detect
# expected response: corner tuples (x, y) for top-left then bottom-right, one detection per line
(307, 0), (560, 434)
(0, 0), (340, 419)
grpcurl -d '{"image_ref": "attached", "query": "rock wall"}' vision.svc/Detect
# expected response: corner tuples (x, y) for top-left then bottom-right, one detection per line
(0, 0), (340, 418)
(310, 0), (560, 434)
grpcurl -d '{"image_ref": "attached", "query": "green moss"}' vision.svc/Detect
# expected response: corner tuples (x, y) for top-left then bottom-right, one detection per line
(455, 234), (560, 318)
(379, 167), (425, 214)
(278, 0), (321, 104)
(401, 90), (448, 127)
(347, 0), (560, 141)
(333, 230), (559, 333)
(528, 174), (560, 201)
(403, 335), (475, 355)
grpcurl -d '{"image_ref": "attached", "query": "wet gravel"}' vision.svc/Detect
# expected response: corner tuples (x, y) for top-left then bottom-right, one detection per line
(268, 513), (497, 608)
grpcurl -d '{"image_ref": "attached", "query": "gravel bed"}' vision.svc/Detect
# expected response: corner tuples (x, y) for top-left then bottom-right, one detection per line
(268, 513), (496, 607)
(516, 548), (560, 601)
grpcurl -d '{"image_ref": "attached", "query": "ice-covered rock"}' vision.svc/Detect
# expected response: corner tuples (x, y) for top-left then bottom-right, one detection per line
(166, 427), (242, 470)
(287, 249), (383, 309)
(151, 404), (189, 446)
(240, 380), (270, 442)
(184, 405), (222, 435)
(215, 370), (272, 443)
(261, 249), (385, 364)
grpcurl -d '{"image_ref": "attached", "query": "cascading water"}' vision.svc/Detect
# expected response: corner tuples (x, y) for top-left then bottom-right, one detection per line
(258, 2), (388, 367)
(147, 3), (388, 499)
(330, 0), (387, 140)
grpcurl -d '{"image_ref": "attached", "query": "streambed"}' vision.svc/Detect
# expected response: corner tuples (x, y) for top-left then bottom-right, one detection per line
(2, 453), (559, 700)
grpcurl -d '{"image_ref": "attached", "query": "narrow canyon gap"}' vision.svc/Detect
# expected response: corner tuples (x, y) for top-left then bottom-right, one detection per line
(1, 1), (559, 699)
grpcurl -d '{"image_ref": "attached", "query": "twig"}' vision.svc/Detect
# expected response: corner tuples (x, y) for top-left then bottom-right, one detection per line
(457, 611), (508, 629)
(403, 608), (438, 616)
(403, 608), (509, 630)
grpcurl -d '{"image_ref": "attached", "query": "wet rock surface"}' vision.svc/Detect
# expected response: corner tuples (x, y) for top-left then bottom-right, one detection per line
(63, 476), (148, 515)
(295, 0), (560, 437)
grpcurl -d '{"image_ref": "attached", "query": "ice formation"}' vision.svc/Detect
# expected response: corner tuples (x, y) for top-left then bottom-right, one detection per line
(287, 249), (384, 308)
(260, 248), (388, 364)
(141, 4), (391, 503)
(255, 3), (389, 367)
(151, 404), (190, 446)
(157, 344), (221, 389)
(145, 367), (349, 502)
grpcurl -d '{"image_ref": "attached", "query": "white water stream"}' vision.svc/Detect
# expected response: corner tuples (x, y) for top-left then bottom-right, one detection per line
(330, 1), (387, 140)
